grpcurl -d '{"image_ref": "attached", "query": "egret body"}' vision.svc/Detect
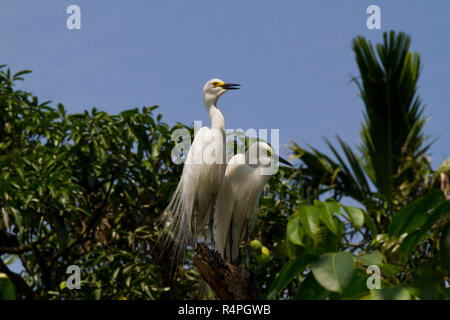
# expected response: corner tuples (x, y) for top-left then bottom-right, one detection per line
(214, 142), (292, 263)
(162, 78), (240, 264)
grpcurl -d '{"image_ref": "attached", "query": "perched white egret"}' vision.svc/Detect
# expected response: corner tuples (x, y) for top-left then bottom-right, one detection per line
(214, 141), (293, 264)
(162, 78), (240, 264)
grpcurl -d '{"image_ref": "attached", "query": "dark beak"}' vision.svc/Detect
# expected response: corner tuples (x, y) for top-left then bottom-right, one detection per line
(278, 156), (293, 167)
(221, 83), (240, 90)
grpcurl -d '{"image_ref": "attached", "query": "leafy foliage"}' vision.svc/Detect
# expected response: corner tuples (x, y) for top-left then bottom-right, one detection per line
(264, 31), (449, 300)
(0, 64), (200, 299)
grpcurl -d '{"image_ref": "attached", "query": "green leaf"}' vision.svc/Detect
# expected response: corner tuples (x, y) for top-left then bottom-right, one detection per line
(398, 201), (450, 255)
(354, 250), (383, 265)
(318, 225), (341, 253)
(295, 273), (328, 300)
(363, 211), (378, 237)
(324, 200), (341, 216)
(286, 215), (304, 246)
(13, 70), (31, 81)
(297, 204), (319, 239)
(0, 273), (15, 300)
(311, 252), (354, 294)
(10, 207), (23, 233)
(112, 267), (121, 281)
(381, 263), (403, 277)
(389, 190), (445, 236)
(407, 282), (439, 300)
(342, 205), (364, 230)
(371, 286), (411, 300)
(329, 269), (370, 300)
(267, 254), (316, 299)
(315, 200), (338, 235)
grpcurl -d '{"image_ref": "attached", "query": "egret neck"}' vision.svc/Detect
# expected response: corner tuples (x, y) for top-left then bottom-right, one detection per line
(203, 95), (225, 133)
(203, 95), (226, 166)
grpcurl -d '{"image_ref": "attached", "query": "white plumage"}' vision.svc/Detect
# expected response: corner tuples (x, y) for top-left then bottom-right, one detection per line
(161, 78), (240, 265)
(214, 142), (293, 263)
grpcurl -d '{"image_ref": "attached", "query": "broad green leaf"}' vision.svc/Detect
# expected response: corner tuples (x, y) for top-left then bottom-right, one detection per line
(342, 205), (364, 230)
(398, 201), (450, 255)
(285, 237), (307, 260)
(397, 231), (428, 256)
(354, 250), (383, 265)
(329, 269), (370, 300)
(286, 215), (304, 246)
(311, 252), (354, 294)
(297, 204), (319, 239)
(381, 263), (403, 277)
(389, 190), (445, 236)
(295, 273), (328, 300)
(267, 254), (316, 299)
(315, 200), (338, 235)
(314, 225), (341, 253)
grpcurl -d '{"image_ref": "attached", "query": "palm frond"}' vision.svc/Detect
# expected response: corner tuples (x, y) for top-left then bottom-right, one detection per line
(352, 31), (433, 203)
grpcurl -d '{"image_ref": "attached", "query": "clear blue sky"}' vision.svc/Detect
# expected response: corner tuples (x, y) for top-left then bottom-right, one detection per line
(1, 1), (448, 167)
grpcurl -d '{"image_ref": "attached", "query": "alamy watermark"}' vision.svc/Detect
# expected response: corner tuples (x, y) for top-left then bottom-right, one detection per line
(65, 5), (381, 31)
(66, 265), (81, 289)
(171, 122), (282, 175)
(366, 5), (381, 30)
(66, 5), (81, 30)
(366, 265), (381, 290)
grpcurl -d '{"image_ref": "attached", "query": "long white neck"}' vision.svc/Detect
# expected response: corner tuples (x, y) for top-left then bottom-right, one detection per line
(204, 96), (225, 133)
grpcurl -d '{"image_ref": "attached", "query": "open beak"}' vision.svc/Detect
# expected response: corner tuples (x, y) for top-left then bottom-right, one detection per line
(220, 83), (240, 90)
(277, 155), (293, 167)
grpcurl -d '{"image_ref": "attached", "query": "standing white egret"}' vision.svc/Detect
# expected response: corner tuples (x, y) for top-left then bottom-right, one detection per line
(214, 141), (293, 264)
(162, 78), (240, 265)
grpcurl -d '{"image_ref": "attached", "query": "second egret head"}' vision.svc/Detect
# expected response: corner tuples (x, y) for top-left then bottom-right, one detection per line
(246, 141), (293, 168)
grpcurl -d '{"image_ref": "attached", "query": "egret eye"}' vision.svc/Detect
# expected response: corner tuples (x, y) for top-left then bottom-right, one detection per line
(258, 146), (271, 156)
(212, 82), (219, 87)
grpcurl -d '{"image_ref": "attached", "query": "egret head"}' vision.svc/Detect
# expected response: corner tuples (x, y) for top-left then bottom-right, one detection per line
(203, 78), (240, 105)
(247, 141), (293, 168)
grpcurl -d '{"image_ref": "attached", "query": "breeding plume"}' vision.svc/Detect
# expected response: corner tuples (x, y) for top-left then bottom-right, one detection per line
(214, 141), (292, 263)
(162, 78), (240, 265)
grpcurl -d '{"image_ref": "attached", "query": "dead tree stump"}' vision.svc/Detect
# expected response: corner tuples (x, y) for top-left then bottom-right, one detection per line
(193, 243), (252, 300)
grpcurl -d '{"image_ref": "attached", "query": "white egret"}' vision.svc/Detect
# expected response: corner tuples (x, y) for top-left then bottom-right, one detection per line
(162, 78), (240, 265)
(214, 141), (293, 264)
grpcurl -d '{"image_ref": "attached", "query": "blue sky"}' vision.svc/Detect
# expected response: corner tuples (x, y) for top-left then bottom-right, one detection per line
(1, 1), (449, 167)
(1, 1), (449, 271)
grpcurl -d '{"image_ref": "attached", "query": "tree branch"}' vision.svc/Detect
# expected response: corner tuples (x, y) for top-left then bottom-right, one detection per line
(193, 243), (252, 300)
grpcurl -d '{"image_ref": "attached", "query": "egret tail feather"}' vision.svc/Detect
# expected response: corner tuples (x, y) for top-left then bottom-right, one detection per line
(159, 176), (196, 272)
